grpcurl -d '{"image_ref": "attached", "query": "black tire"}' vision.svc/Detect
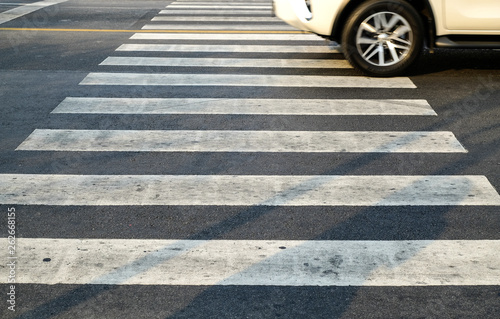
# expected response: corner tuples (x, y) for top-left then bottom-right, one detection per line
(341, 0), (424, 77)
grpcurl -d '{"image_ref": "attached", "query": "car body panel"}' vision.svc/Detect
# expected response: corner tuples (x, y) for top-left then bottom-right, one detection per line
(443, 0), (500, 32)
(273, 0), (345, 35)
(273, 0), (500, 37)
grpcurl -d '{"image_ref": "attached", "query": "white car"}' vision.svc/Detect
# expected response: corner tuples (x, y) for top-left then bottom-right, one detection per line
(273, 0), (500, 76)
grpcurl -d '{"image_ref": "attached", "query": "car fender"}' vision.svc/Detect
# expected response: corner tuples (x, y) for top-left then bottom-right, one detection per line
(331, 0), (437, 44)
(273, 0), (344, 35)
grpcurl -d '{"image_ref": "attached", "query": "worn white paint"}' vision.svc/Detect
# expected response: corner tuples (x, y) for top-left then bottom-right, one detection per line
(4, 239), (500, 286)
(166, 5), (271, 9)
(158, 9), (271, 15)
(52, 98), (436, 116)
(17, 129), (465, 153)
(80, 73), (416, 88)
(151, 16), (283, 22)
(99, 56), (351, 68)
(142, 24), (297, 31)
(171, 0), (271, 2)
(0, 0), (68, 25)
(170, 1), (271, 4)
(129, 32), (321, 41)
(116, 43), (336, 53)
(1, 174), (499, 206)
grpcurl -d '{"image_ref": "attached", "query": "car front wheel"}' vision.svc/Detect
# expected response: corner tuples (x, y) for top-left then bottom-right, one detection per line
(341, 0), (424, 77)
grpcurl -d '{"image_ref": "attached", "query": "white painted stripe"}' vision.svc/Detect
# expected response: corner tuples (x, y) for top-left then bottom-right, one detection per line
(172, 0), (271, 2)
(1, 174), (499, 206)
(172, 1), (271, 2)
(172, 0), (269, 4)
(170, 1), (270, 4)
(17, 129), (464, 153)
(130, 32), (320, 41)
(4, 239), (500, 286)
(170, 1), (271, 4)
(173, 0), (271, 2)
(167, 5), (271, 9)
(0, 3), (31, 6)
(167, 3), (271, 7)
(158, 10), (271, 15)
(171, 1), (270, 4)
(0, 0), (67, 25)
(152, 16), (282, 22)
(99, 57), (352, 69)
(116, 44), (335, 53)
(141, 24), (296, 31)
(80, 73), (416, 88)
(52, 98), (437, 116)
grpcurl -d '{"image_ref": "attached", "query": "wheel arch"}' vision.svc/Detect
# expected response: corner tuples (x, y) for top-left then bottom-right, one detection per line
(330, 0), (436, 48)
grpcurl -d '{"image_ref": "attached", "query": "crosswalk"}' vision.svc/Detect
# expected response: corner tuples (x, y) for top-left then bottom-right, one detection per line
(17, 130), (466, 152)
(2, 0), (500, 299)
(115, 43), (336, 53)
(99, 56), (353, 68)
(14, 238), (500, 286)
(80, 73), (416, 87)
(3, 174), (500, 206)
(51, 97), (436, 115)
(0, 0), (68, 24)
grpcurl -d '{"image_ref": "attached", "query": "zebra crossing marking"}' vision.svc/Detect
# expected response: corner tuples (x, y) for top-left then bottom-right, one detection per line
(52, 98), (437, 116)
(8, 0), (500, 294)
(1, 174), (498, 206)
(158, 10), (272, 15)
(151, 16), (282, 22)
(171, 0), (271, 2)
(0, 0), (68, 25)
(141, 24), (297, 31)
(80, 73), (417, 88)
(170, 1), (270, 4)
(166, 5), (271, 9)
(129, 32), (320, 40)
(4, 238), (500, 286)
(17, 129), (466, 153)
(116, 43), (336, 53)
(99, 56), (352, 68)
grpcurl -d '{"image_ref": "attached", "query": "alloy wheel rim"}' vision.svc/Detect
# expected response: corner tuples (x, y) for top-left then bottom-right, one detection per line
(356, 11), (413, 67)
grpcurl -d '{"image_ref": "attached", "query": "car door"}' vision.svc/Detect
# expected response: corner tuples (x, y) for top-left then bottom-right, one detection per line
(444, 0), (500, 31)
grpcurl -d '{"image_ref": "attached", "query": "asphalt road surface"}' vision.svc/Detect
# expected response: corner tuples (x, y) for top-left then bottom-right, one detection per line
(0, 0), (499, 318)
